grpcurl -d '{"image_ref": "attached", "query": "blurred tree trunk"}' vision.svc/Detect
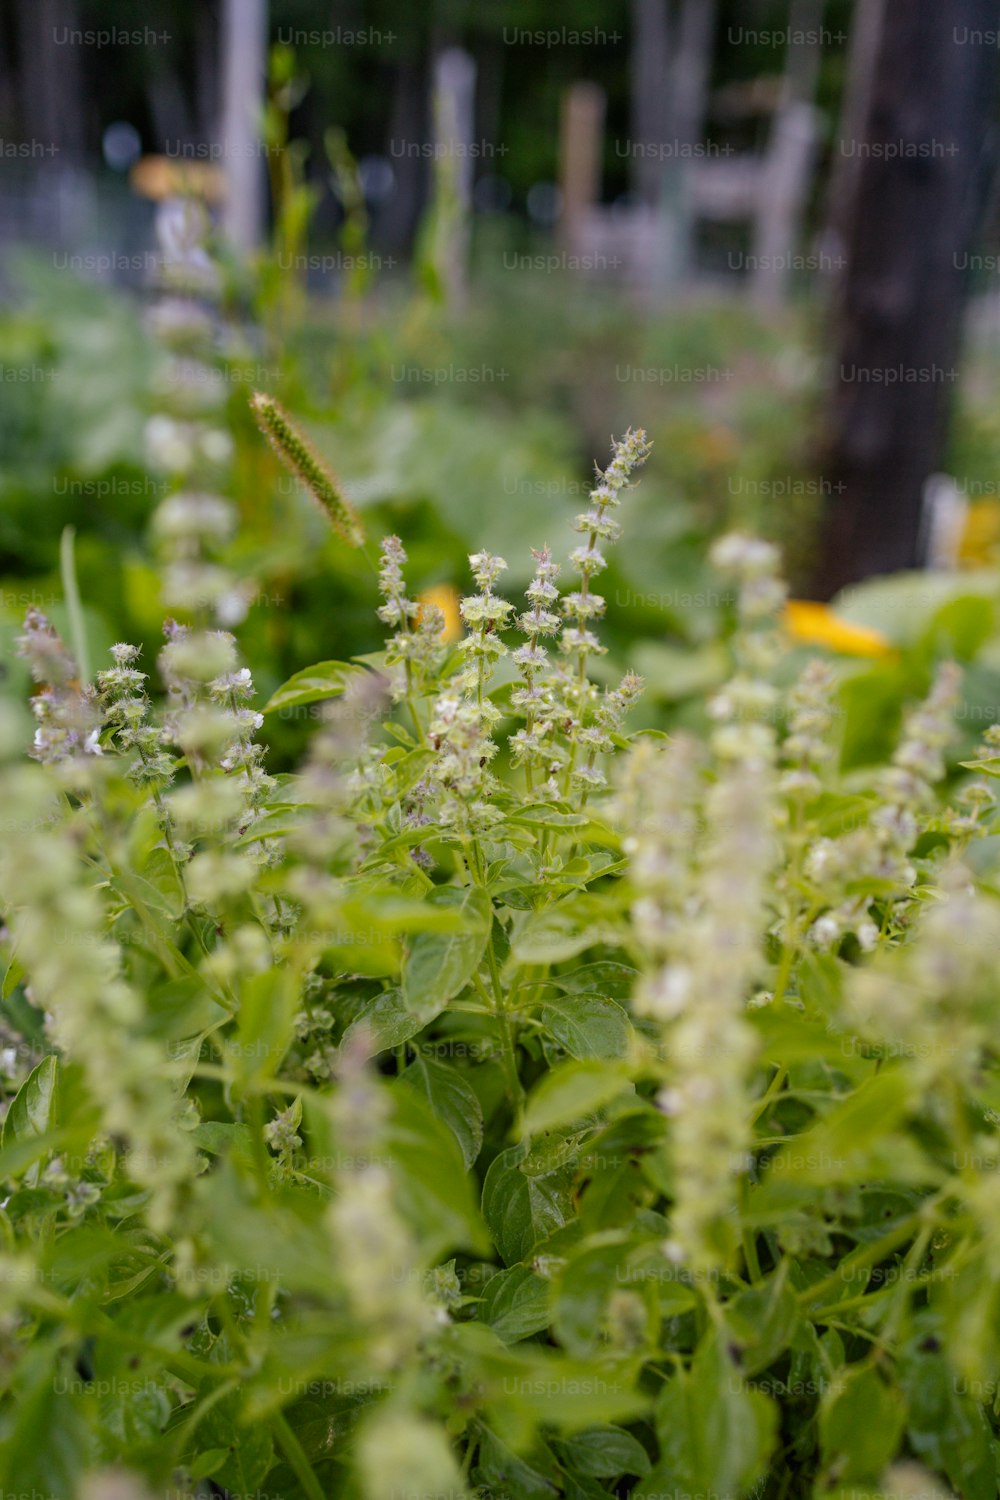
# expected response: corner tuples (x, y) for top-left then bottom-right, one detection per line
(381, 59), (428, 254)
(813, 0), (1000, 598)
(823, 0), (885, 250)
(630, 0), (671, 207)
(15, 0), (84, 160)
(194, 5), (218, 147)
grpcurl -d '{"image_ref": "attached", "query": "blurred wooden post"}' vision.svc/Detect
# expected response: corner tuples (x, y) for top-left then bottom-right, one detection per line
(558, 82), (606, 251)
(655, 0), (717, 293)
(220, 0), (267, 253)
(751, 0), (822, 306)
(751, 102), (819, 306)
(432, 46), (476, 310)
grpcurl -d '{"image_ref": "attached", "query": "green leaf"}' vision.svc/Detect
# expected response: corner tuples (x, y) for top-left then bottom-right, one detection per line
(833, 569), (1000, 646)
(819, 1361), (906, 1482)
(0, 1342), (94, 1493)
(191, 1121), (256, 1165)
(899, 1331), (996, 1500)
(482, 1143), (575, 1265)
(751, 1068), (929, 1216)
(139, 844), (186, 918)
(188, 1449), (229, 1482)
(463, 1330), (649, 1432)
(555, 962), (638, 1000)
(475, 1426), (560, 1499)
(511, 898), (619, 965)
(539, 993), (632, 1060)
(523, 1060), (633, 1137)
(646, 1335), (777, 1500)
(478, 1265), (552, 1344)
(402, 885), (492, 1011)
(938, 1258), (1000, 1389)
(553, 1238), (649, 1359)
(342, 986), (448, 1058)
(198, 1391), (275, 1495)
(554, 1425), (652, 1479)
(399, 1055), (484, 1168)
(263, 659), (367, 713)
(620, 1242), (698, 1318)
(385, 1082), (490, 1258)
(2, 1055), (58, 1186)
(922, 593), (996, 659)
(2, 950), (26, 1001)
(2, 1054), (58, 1149)
(503, 804), (589, 830)
(230, 967), (298, 1087)
(960, 755), (1000, 778)
(233, 807), (310, 846)
(724, 1264), (803, 1376)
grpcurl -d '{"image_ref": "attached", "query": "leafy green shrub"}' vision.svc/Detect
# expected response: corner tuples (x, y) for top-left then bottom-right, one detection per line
(2, 413), (1000, 1500)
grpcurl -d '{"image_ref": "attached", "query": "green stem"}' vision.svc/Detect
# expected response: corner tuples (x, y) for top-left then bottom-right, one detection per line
(59, 524), (90, 683)
(272, 1409), (327, 1500)
(486, 927), (524, 1122)
(750, 1065), (788, 1127)
(465, 843), (524, 1119)
(797, 1212), (923, 1311)
(740, 1176), (763, 1283)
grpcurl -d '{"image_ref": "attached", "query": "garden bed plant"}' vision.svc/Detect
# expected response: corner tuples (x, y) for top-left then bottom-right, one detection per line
(1, 405), (1000, 1500)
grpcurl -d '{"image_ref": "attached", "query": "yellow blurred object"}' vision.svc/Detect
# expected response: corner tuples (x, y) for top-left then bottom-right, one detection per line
(958, 500), (1000, 568)
(416, 584), (463, 643)
(129, 155), (226, 204)
(784, 600), (893, 658)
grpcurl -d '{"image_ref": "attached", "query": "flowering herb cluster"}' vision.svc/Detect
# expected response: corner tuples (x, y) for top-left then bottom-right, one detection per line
(1, 413), (1000, 1500)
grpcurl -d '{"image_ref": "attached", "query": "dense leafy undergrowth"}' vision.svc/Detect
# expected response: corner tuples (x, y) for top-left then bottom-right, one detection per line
(3, 405), (1000, 1500)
